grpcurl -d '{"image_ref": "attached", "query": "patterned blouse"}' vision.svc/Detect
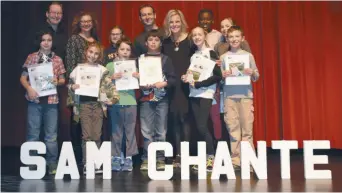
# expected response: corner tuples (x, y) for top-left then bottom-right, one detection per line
(65, 34), (97, 77)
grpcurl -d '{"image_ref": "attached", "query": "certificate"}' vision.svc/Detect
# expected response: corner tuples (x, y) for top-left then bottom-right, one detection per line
(187, 55), (215, 82)
(224, 54), (250, 85)
(75, 64), (101, 97)
(138, 56), (163, 86)
(113, 60), (139, 90)
(28, 62), (57, 97)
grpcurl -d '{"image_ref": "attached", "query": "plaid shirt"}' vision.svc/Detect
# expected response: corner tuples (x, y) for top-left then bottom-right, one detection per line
(22, 51), (66, 104)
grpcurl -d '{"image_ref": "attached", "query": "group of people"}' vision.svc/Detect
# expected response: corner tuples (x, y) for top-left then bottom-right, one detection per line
(21, 2), (259, 176)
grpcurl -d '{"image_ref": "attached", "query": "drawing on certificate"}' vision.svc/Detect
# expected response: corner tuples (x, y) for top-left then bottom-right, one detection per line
(114, 60), (139, 90)
(138, 56), (163, 86)
(28, 62), (57, 97)
(224, 54), (251, 85)
(187, 55), (215, 82)
(75, 65), (101, 97)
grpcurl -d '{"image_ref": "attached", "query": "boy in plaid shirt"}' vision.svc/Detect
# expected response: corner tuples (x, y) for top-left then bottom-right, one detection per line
(20, 30), (66, 175)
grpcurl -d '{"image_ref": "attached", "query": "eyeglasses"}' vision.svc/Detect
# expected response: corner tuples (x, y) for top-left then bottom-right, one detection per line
(80, 20), (93, 24)
(111, 33), (122, 36)
(49, 11), (63, 16)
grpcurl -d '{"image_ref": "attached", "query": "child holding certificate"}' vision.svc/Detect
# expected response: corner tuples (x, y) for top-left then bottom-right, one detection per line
(181, 27), (222, 172)
(67, 42), (119, 175)
(220, 26), (259, 171)
(20, 30), (66, 175)
(136, 29), (176, 171)
(105, 38), (139, 172)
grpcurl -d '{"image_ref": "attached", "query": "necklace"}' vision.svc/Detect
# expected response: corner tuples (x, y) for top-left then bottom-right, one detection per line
(174, 41), (180, 51)
(171, 35), (182, 52)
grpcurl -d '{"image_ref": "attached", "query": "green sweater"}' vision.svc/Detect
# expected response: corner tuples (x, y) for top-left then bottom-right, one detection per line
(106, 61), (137, 105)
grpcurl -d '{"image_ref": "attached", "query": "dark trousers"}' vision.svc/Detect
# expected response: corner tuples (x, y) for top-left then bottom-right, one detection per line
(189, 97), (215, 155)
(167, 110), (191, 156)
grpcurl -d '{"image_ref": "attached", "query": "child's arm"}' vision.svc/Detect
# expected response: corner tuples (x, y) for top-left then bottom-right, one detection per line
(55, 56), (66, 86)
(193, 51), (222, 88)
(20, 54), (39, 100)
(67, 68), (78, 92)
(249, 53), (260, 82)
(194, 65), (222, 88)
(101, 70), (120, 105)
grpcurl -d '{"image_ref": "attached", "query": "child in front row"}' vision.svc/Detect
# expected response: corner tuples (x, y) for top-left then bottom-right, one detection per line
(20, 30), (66, 175)
(106, 37), (139, 172)
(221, 26), (260, 171)
(136, 29), (176, 171)
(181, 27), (222, 172)
(67, 42), (120, 175)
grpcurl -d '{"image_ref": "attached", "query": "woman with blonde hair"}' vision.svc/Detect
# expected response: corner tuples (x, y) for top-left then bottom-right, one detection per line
(162, 9), (194, 167)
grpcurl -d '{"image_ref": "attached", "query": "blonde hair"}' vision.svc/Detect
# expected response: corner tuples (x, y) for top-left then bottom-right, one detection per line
(163, 9), (188, 38)
(189, 27), (210, 48)
(221, 17), (236, 26)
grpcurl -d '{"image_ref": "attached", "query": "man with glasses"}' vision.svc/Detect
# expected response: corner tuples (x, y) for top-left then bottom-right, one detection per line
(24, 2), (67, 61)
(133, 4), (163, 56)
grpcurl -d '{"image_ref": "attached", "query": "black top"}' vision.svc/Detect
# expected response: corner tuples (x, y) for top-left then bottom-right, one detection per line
(103, 44), (117, 65)
(162, 35), (194, 114)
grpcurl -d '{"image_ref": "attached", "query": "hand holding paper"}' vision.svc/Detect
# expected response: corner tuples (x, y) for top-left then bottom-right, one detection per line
(154, 82), (167, 89)
(243, 68), (253, 76)
(112, 73), (122, 80)
(72, 84), (80, 91)
(27, 87), (39, 100)
(132, 72), (140, 79)
(222, 70), (232, 78)
(52, 78), (58, 86)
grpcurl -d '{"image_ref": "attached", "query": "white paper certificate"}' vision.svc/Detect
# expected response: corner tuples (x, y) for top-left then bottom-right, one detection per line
(138, 56), (163, 86)
(75, 65), (101, 97)
(187, 55), (215, 82)
(224, 54), (250, 85)
(114, 60), (139, 90)
(28, 62), (57, 97)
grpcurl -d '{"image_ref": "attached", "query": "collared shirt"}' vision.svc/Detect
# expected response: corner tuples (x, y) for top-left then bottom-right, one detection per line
(22, 51), (66, 104)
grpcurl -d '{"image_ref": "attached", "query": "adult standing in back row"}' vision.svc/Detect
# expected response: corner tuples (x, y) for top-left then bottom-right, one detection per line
(134, 4), (164, 57)
(65, 11), (100, 166)
(162, 9), (193, 167)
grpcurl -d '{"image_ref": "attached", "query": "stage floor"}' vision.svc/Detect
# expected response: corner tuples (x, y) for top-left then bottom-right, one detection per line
(1, 147), (341, 192)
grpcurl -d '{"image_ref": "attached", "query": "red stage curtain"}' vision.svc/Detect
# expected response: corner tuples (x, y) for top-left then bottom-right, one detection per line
(94, 1), (342, 148)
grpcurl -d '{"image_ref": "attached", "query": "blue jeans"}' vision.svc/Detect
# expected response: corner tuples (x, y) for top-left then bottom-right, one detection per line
(26, 102), (58, 165)
(140, 99), (168, 161)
